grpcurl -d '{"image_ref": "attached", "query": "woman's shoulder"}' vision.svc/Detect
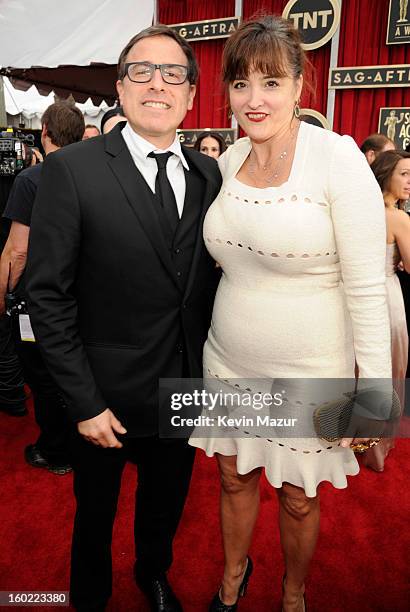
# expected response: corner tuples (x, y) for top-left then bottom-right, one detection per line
(303, 123), (367, 177)
(224, 137), (251, 158)
(218, 137), (251, 176)
(301, 121), (358, 152)
(387, 207), (410, 224)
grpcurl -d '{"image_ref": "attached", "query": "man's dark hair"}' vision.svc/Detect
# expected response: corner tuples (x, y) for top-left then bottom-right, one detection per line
(100, 105), (126, 133)
(117, 24), (199, 85)
(84, 124), (100, 133)
(41, 102), (85, 147)
(360, 133), (394, 155)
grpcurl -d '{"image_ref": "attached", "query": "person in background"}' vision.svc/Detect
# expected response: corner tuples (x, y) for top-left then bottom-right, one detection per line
(83, 124), (101, 139)
(0, 101), (85, 474)
(194, 131), (226, 159)
(190, 16), (391, 612)
(360, 133), (395, 165)
(0, 173), (26, 417)
(365, 150), (410, 471)
(100, 105), (127, 134)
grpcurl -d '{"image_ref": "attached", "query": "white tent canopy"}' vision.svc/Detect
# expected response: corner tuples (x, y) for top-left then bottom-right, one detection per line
(4, 78), (54, 119)
(3, 77), (108, 128)
(0, 0), (155, 68)
(0, 0), (155, 104)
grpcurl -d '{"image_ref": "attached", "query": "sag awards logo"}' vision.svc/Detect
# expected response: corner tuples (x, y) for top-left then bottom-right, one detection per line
(387, 0), (410, 44)
(329, 65), (410, 89)
(378, 107), (410, 150)
(177, 129), (236, 148)
(282, 0), (341, 50)
(169, 17), (239, 42)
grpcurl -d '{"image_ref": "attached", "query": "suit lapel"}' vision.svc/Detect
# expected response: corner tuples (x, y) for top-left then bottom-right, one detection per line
(181, 146), (219, 301)
(105, 125), (181, 290)
(173, 166), (202, 245)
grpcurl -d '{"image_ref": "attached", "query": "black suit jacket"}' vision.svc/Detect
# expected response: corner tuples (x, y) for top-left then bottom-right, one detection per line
(25, 124), (222, 435)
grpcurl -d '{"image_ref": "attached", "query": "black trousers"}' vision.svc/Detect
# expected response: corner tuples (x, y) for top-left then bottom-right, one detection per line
(0, 314), (26, 411)
(12, 321), (69, 464)
(69, 431), (196, 609)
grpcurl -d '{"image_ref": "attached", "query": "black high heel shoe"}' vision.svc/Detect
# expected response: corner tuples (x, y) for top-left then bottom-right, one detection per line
(281, 574), (307, 612)
(208, 557), (253, 611)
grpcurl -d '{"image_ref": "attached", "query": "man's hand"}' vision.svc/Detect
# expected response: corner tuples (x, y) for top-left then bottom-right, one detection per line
(0, 222), (30, 316)
(30, 148), (44, 165)
(77, 408), (127, 448)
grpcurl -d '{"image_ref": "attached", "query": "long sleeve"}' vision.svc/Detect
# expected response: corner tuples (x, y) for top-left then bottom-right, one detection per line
(25, 151), (107, 422)
(328, 135), (392, 379)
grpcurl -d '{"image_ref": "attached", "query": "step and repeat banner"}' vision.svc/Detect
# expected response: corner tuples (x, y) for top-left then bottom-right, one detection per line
(165, 0), (409, 147)
(378, 107), (410, 149)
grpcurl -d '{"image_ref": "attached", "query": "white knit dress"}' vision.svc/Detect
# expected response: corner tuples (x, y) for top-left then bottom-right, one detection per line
(189, 122), (392, 497)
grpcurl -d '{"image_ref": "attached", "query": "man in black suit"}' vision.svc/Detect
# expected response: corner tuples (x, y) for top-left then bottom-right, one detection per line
(26, 25), (221, 612)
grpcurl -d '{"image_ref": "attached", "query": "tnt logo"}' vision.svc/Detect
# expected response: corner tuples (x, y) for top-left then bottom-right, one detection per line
(282, 0), (341, 50)
(290, 10), (333, 30)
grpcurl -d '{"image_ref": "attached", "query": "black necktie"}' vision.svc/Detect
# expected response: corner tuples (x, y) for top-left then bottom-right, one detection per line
(149, 152), (180, 234)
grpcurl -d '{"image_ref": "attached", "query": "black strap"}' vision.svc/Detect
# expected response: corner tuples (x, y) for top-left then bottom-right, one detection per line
(148, 152), (180, 234)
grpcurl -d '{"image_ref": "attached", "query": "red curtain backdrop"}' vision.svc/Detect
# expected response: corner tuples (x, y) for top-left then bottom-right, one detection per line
(158, 0), (332, 129)
(159, 0), (410, 141)
(333, 0), (410, 145)
(159, 1), (235, 129)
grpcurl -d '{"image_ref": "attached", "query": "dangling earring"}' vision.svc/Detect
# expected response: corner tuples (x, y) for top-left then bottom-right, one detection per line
(294, 100), (301, 119)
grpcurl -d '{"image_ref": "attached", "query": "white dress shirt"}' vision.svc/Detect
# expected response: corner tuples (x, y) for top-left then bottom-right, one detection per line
(121, 122), (189, 218)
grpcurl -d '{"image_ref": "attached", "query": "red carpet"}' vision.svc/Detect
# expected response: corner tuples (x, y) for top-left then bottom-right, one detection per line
(0, 406), (409, 612)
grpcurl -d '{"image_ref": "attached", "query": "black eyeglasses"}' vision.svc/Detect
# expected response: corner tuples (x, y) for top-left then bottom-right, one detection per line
(124, 62), (188, 85)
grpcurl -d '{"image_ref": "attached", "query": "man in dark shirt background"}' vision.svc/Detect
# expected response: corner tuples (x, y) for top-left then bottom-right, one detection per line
(0, 173), (27, 416)
(0, 101), (85, 473)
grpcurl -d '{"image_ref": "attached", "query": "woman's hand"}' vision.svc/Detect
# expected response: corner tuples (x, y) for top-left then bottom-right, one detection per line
(340, 437), (380, 450)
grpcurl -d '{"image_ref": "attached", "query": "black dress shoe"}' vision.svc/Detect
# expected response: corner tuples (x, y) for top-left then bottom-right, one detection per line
(24, 444), (72, 475)
(25, 444), (49, 467)
(209, 557), (253, 611)
(135, 571), (182, 612)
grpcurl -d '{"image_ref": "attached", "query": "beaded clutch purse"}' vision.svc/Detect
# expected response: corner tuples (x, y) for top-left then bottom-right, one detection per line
(313, 393), (356, 443)
(313, 387), (401, 447)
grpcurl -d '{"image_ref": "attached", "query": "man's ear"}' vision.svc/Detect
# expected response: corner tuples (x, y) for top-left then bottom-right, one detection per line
(187, 84), (196, 111)
(116, 80), (124, 106)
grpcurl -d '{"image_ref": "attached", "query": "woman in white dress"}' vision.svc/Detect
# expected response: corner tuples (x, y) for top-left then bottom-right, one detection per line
(364, 150), (410, 471)
(189, 16), (392, 612)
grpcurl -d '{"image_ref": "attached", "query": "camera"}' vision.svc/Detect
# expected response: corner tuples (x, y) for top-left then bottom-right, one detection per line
(0, 128), (36, 177)
(5, 290), (27, 317)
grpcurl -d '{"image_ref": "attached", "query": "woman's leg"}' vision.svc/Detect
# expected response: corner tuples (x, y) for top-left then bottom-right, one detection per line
(216, 453), (262, 605)
(276, 482), (320, 612)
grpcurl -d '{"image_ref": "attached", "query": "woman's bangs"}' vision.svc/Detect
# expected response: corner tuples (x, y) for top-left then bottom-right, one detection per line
(227, 36), (289, 81)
